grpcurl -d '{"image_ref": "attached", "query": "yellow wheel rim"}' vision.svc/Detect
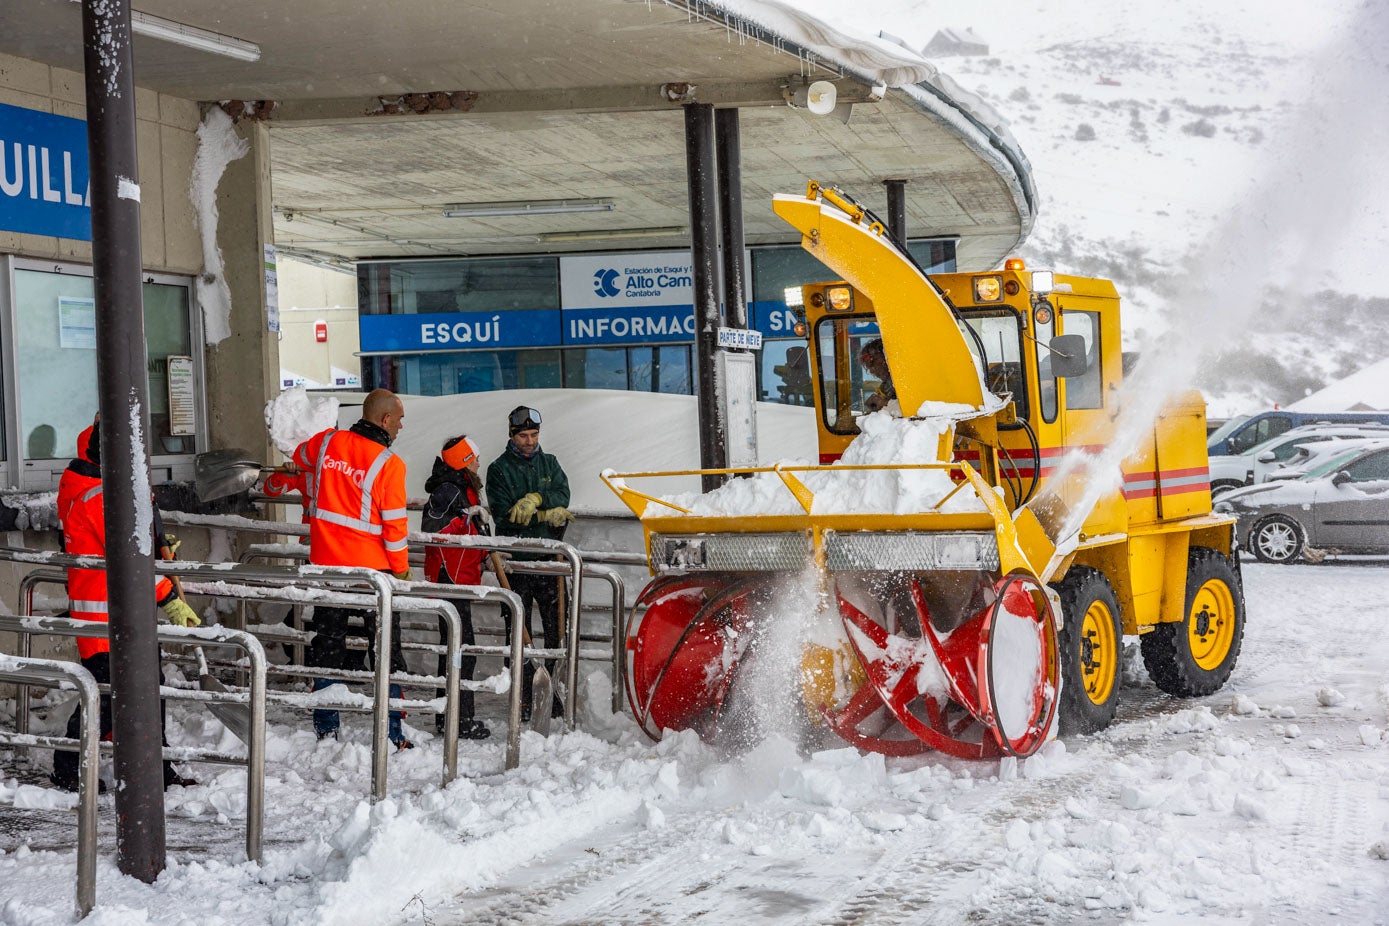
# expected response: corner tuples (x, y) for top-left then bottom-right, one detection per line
(1187, 579), (1236, 671)
(1078, 599), (1118, 705)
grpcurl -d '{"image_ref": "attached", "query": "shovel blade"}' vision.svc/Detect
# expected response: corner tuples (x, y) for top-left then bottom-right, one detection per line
(195, 449), (266, 502)
(199, 672), (252, 744)
(529, 662), (553, 736)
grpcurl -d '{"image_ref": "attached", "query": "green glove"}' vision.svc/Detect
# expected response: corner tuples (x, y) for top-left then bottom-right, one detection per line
(161, 598), (201, 627)
(392, 568), (412, 581)
(508, 492), (543, 525)
(540, 507), (575, 527)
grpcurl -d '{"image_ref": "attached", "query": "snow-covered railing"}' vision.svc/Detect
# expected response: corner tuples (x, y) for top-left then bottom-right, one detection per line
(0, 654), (99, 918)
(0, 610), (268, 865)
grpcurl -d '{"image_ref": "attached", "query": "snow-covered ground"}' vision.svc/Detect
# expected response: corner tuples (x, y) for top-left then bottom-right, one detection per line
(2, 560), (1387, 925)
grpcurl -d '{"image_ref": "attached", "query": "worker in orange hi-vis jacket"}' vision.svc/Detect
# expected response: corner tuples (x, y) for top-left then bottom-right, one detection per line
(51, 422), (201, 792)
(291, 389), (414, 747)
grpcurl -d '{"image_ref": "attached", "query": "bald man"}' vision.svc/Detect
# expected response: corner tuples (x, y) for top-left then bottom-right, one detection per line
(291, 388), (413, 747)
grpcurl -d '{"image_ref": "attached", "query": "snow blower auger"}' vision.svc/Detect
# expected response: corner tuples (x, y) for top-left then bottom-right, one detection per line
(606, 178), (1246, 757)
(604, 461), (1063, 760)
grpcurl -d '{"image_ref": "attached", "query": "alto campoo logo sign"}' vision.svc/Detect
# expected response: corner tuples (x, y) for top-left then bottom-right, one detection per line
(593, 268), (621, 298)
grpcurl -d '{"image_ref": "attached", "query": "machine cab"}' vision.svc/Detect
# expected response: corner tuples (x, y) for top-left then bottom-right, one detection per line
(788, 265), (1123, 510)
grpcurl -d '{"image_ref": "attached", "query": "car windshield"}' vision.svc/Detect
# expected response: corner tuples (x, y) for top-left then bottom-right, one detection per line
(1207, 414), (1250, 450)
(1299, 449), (1363, 481)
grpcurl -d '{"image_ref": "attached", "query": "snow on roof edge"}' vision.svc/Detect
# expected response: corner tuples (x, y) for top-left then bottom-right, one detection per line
(667, 0), (1036, 245)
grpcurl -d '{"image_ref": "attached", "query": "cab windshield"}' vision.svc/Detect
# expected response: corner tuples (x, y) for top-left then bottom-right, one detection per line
(957, 308), (1029, 415)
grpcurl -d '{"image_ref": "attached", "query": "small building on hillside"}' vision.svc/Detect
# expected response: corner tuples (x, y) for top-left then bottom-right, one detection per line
(923, 27), (989, 58)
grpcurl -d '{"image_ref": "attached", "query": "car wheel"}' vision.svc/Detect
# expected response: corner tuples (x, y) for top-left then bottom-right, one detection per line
(1250, 514), (1305, 564)
(1051, 566), (1123, 734)
(1210, 479), (1244, 496)
(1141, 547), (1246, 697)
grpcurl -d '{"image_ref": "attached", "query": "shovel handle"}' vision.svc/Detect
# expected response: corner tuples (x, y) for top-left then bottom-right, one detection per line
(489, 551), (532, 646)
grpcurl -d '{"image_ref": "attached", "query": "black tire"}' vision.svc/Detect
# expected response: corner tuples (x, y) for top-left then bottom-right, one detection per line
(1210, 479), (1244, 497)
(1250, 514), (1305, 564)
(1141, 547), (1245, 697)
(1051, 566), (1123, 735)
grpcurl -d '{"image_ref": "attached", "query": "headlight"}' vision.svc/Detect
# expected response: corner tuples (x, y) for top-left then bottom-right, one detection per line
(1212, 501), (1234, 514)
(827, 286), (854, 311)
(973, 275), (1003, 303)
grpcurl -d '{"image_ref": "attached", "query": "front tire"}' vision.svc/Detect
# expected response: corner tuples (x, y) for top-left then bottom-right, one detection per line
(1142, 547), (1245, 697)
(1052, 566), (1123, 734)
(1210, 479), (1244, 496)
(1250, 514), (1304, 564)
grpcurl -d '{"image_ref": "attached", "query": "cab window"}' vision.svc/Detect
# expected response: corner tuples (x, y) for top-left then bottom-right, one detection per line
(958, 308), (1030, 420)
(813, 316), (881, 434)
(1060, 310), (1102, 409)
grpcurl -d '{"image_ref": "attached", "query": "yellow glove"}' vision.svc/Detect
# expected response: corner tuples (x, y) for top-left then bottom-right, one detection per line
(161, 533), (181, 558)
(161, 598), (201, 627)
(540, 507), (575, 528)
(508, 492), (543, 525)
(393, 568), (412, 582)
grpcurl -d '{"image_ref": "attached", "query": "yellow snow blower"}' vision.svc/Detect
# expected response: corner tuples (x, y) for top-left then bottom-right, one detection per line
(604, 181), (1245, 759)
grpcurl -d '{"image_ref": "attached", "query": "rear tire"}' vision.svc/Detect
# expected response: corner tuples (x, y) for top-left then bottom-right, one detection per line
(1250, 514), (1305, 564)
(1210, 479), (1244, 496)
(1051, 567), (1123, 734)
(1142, 547), (1245, 697)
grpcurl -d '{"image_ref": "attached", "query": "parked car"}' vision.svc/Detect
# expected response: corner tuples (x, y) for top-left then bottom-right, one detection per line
(1260, 436), (1389, 483)
(1207, 424), (1389, 495)
(1214, 444), (1389, 563)
(1207, 409), (1389, 457)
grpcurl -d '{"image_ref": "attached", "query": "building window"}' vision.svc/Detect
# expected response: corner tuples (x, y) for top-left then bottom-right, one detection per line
(13, 265), (195, 462)
(357, 256), (560, 315)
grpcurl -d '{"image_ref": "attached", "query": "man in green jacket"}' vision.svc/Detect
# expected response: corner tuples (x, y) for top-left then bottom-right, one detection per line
(486, 405), (573, 719)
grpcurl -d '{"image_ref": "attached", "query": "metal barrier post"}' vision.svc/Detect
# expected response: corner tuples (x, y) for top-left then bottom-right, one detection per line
(0, 657), (102, 917)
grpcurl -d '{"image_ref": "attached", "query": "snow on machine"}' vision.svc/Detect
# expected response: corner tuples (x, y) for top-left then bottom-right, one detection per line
(603, 182), (1245, 759)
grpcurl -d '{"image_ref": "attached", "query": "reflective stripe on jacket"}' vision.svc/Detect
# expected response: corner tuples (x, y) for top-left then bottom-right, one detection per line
(298, 427), (409, 573)
(59, 482), (175, 659)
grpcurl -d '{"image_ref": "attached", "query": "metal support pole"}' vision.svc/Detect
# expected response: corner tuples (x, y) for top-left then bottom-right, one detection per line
(80, 0), (165, 881)
(684, 103), (727, 492)
(715, 108), (748, 331)
(884, 178), (908, 249)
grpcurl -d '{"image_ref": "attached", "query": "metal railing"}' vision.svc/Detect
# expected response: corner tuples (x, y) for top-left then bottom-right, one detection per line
(236, 543), (630, 715)
(0, 655), (99, 918)
(1, 608), (269, 863)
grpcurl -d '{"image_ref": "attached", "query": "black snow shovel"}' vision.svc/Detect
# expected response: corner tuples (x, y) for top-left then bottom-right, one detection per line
(193, 646), (252, 744)
(195, 448), (274, 502)
(489, 552), (554, 735)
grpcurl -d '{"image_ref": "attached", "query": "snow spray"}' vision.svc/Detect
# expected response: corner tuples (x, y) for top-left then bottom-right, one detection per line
(1025, 4), (1387, 556)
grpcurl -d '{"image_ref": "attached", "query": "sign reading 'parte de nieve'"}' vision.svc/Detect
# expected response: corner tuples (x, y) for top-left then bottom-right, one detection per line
(0, 102), (93, 241)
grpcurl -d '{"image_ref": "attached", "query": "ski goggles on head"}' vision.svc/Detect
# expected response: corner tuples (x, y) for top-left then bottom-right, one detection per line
(508, 406), (542, 434)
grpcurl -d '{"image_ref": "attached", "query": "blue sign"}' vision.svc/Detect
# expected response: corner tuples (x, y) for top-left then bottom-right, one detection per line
(359, 310), (561, 353)
(564, 305), (697, 346)
(751, 300), (801, 340)
(0, 102), (92, 241)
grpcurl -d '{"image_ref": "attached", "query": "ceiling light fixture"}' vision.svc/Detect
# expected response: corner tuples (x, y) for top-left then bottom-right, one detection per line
(442, 198), (616, 219)
(130, 10), (261, 62)
(540, 226), (686, 243)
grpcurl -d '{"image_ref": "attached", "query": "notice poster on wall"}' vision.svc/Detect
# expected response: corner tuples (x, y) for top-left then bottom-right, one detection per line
(264, 244), (280, 333)
(58, 296), (96, 349)
(167, 355), (196, 436)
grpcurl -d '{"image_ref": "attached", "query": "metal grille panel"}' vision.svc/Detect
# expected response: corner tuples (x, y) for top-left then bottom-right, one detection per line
(824, 531), (1000, 572)
(650, 532), (812, 572)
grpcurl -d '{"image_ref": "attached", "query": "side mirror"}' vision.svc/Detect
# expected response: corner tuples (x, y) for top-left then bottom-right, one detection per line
(1049, 334), (1089, 379)
(1331, 470), (1352, 486)
(1256, 451), (1276, 463)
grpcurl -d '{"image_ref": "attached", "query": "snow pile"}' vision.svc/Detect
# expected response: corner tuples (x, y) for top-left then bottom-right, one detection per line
(658, 410), (986, 517)
(1288, 357), (1389, 412)
(264, 386), (340, 456)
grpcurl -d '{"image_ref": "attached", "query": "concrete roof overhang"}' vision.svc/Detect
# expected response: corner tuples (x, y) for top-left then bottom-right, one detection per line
(3, 0), (1035, 269)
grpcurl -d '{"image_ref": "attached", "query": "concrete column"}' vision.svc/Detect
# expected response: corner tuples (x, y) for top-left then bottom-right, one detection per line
(203, 120), (280, 462)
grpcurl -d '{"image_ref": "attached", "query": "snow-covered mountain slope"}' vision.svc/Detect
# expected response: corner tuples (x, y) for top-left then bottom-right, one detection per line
(794, 0), (1389, 415)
